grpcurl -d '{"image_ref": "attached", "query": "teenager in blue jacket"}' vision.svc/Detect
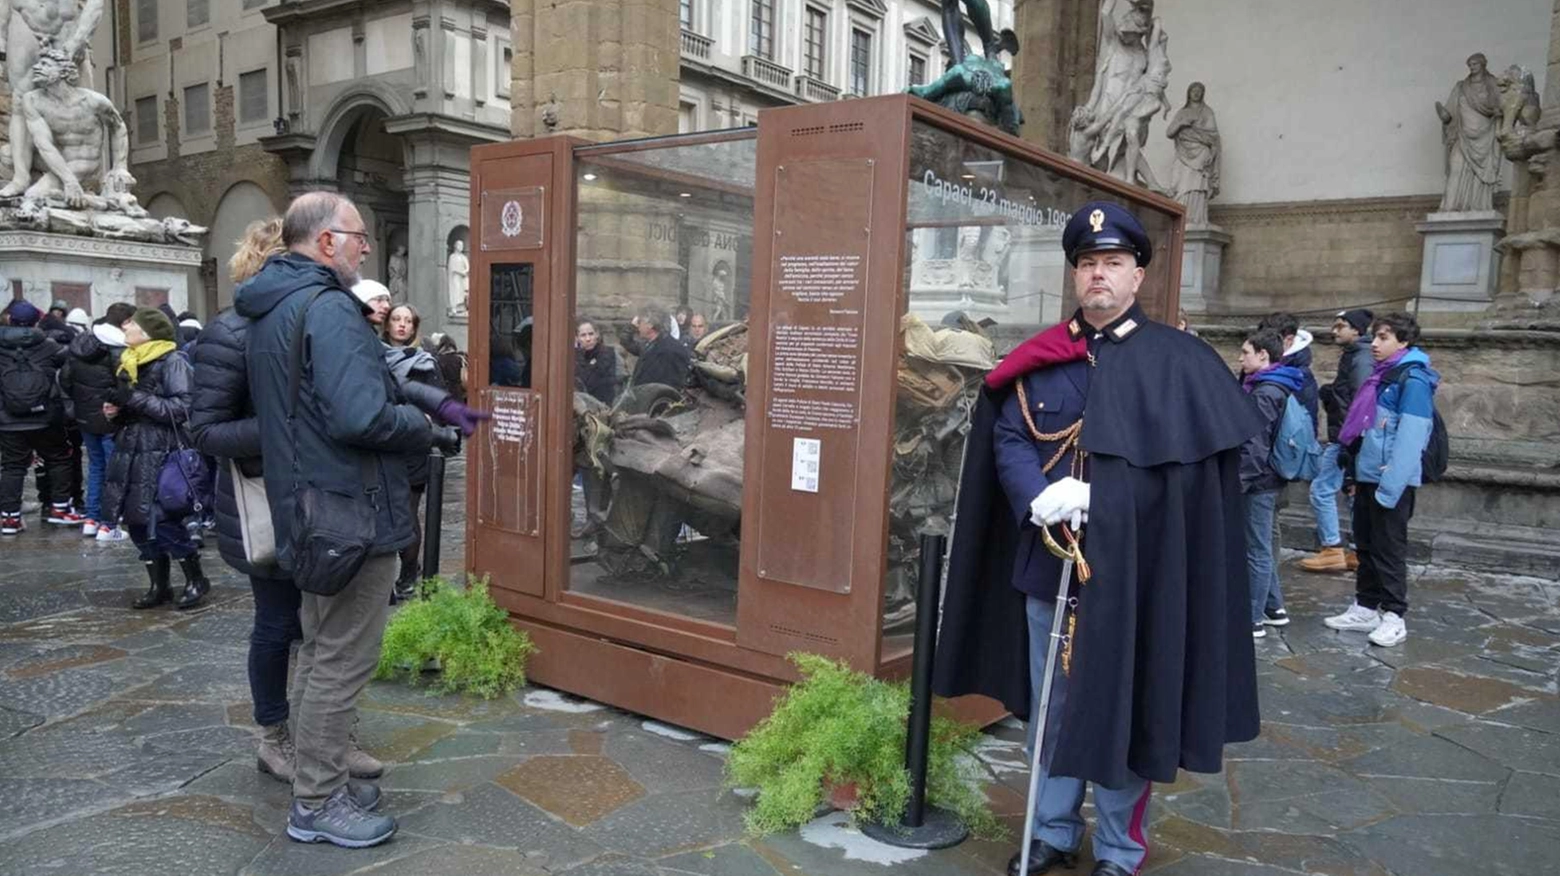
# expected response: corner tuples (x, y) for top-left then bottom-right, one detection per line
(1324, 312), (1440, 648)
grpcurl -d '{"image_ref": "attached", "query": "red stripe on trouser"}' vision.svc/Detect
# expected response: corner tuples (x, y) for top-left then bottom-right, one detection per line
(1125, 781), (1152, 874)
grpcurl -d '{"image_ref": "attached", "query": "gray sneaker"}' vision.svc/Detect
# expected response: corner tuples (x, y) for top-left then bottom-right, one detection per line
(347, 779), (381, 812)
(286, 785), (396, 848)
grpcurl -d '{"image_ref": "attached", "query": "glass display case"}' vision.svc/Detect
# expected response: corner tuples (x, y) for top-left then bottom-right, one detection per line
(465, 96), (1183, 739)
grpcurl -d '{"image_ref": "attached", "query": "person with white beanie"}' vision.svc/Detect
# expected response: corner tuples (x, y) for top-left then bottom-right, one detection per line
(352, 279), (392, 326)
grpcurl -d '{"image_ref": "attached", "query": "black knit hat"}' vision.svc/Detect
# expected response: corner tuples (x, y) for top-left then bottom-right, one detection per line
(103, 302), (137, 327)
(1337, 309), (1373, 335)
(132, 307), (177, 342)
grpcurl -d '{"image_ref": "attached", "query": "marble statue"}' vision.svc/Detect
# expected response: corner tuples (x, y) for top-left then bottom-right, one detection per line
(1069, 0), (1160, 182)
(285, 56), (302, 116)
(447, 239), (469, 315)
(907, 0), (1022, 135)
(0, 0), (105, 198)
(1077, 16), (1170, 190)
(1165, 81), (1221, 225)
(1497, 65), (1541, 141)
(13, 48), (139, 212)
(388, 245), (408, 300)
(1436, 53), (1503, 213)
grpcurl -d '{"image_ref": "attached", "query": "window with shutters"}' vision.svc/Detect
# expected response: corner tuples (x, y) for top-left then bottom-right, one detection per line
(136, 0), (157, 42)
(183, 83), (210, 135)
(187, 0), (209, 29)
(134, 96), (158, 145)
(803, 8), (827, 81)
(239, 69), (268, 124)
(749, 0), (774, 60)
(850, 28), (872, 95)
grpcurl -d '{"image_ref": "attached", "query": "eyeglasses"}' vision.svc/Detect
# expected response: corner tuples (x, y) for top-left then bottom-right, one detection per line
(329, 229), (370, 243)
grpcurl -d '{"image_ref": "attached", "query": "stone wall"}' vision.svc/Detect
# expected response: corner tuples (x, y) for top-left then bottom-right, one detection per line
(1201, 196), (1440, 318)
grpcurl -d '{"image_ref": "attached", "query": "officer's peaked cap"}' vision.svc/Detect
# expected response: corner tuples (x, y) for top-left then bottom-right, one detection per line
(1063, 200), (1153, 268)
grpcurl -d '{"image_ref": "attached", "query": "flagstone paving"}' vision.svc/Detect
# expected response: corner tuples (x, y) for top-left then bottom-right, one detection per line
(0, 457), (1554, 875)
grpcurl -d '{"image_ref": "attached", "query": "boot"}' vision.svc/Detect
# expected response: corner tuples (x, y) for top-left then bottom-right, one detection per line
(1298, 546), (1349, 573)
(1346, 550), (1359, 571)
(174, 555), (211, 610)
(346, 718), (384, 778)
(257, 721), (295, 783)
(132, 557), (173, 609)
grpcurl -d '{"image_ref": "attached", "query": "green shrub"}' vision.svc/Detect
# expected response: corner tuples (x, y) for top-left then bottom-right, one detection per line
(374, 577), (535, 699)
(726, 653), (1001, 839)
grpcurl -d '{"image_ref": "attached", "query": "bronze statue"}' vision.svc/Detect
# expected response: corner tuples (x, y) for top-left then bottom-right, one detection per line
(908, 0), (1022, 135)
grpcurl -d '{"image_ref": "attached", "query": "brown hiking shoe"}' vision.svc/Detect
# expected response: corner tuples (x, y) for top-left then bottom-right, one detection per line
(346, 720), (384, 779)
(257, 722), (295, 783)
(1298, 546), (1349, 573)
(1346, 550), (1359, 571)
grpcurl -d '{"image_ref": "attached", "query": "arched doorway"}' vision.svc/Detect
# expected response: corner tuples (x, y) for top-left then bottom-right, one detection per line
(330, 106), (409, 283)
(211, 182), (279, 310)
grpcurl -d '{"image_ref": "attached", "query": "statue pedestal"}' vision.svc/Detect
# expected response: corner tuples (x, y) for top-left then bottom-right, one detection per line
(0, 230), (200, 314)
(1415, 211), (1505, 312)
(1179, 224), (1231, 314)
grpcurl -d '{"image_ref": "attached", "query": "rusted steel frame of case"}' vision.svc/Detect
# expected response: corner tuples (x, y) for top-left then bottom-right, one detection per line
(906, 95), (1185, 321)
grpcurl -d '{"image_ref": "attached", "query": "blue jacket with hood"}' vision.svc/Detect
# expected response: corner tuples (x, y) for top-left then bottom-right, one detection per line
(235, 253), (433, 569)
(1240, 364), (1308, 494)
(1353, 348), (1439, 509)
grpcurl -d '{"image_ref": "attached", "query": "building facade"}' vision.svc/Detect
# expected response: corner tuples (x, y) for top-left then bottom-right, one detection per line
(91, 0), (513, 329)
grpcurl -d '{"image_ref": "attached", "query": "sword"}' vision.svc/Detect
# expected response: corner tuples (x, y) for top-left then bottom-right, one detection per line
(1019, 514), (1087, 875)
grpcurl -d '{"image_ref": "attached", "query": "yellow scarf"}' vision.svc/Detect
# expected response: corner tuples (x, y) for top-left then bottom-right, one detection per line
(117, 340), (177, 385)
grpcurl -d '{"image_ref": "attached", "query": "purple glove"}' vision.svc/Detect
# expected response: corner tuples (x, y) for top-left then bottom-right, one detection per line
(436, 398), (490, 437)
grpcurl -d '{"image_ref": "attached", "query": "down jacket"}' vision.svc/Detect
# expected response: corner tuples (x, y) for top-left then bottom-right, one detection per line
(188, 309), (278, 579)
(59, 328), (125, 435)
(100, 350), (192, 527)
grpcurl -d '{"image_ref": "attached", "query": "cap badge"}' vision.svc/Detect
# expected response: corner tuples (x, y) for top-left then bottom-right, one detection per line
(1088, 209), (1105, 233)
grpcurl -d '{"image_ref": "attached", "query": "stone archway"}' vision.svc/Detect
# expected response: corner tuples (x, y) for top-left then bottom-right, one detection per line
(211, 182), (279, 309)
(311, 94), (410, 285)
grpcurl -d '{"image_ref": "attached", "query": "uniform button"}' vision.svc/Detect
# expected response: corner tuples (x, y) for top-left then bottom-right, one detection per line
(1037, 402), (1045, 409)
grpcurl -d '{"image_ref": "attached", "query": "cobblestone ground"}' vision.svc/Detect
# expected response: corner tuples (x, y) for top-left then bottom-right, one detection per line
(0, 456), (1555, 875)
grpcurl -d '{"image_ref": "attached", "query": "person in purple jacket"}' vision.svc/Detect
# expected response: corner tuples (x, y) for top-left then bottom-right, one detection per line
(1324, 312), (1440, 648)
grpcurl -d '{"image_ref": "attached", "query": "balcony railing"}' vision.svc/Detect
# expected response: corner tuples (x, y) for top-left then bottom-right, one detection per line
(742, 55), (793, 90)
(794, 75), (840, 102)
(680, 29), (712, 61)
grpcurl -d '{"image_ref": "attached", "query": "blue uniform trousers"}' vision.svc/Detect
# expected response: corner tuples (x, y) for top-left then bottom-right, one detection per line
(1025, 596), (1152, 873)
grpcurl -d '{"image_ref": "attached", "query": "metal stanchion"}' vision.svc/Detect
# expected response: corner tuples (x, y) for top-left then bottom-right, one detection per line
(861, 532), (969, 849)
(421, 450), (447, 582)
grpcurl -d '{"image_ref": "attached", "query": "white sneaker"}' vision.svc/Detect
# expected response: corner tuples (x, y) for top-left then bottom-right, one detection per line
(1368, 612), (1407, 647)
(95, 526), (129, 543)
(81, 520), (99, 537)
(1324, 602), (1381, 632)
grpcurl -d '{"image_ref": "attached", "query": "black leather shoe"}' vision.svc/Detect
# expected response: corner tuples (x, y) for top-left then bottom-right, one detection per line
(1091, 862), (1134, 876)
(1007, 840), (1078, 875)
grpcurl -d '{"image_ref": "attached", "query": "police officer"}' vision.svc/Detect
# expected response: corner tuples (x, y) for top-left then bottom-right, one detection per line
(935, 202), (1265, 876)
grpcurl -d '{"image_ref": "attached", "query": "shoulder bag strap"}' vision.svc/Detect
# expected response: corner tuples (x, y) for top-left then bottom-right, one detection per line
(286, 286), (379, 494)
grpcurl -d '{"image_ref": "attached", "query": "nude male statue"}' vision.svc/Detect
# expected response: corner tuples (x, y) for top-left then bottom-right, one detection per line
(17, 48), (136, 210)
(0, 0), (105, 198)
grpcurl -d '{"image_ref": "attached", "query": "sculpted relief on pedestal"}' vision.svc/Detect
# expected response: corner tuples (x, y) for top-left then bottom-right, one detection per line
(0, 0), (204, 244)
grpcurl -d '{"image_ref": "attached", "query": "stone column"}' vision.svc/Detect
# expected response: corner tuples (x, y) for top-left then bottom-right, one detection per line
(1012, 0), (1098, 154)
(509, 0), (680, 140)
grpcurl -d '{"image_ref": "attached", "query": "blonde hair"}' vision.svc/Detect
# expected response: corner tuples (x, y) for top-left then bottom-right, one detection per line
(229, 217), (285, 282)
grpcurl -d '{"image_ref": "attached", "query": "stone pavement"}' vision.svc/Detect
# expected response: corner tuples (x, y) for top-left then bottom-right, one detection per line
(0, 457), (1555, 875)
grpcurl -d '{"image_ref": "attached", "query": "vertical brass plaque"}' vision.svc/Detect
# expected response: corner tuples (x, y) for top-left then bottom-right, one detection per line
(476, 387), (542, 536)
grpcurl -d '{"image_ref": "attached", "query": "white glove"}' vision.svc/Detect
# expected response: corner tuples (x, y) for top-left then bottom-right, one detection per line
(1029, 477), (1090, 528)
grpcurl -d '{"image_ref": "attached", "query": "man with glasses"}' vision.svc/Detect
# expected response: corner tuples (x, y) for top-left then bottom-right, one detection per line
(236, 192), (436, 849)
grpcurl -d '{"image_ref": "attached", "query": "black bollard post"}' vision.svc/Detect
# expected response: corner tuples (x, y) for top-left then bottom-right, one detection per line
(861, 532), (968, 849)
(421, 451), (446, 584)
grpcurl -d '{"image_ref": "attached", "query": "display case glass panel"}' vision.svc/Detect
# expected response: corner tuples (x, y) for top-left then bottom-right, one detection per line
(567, 134), (759, 626)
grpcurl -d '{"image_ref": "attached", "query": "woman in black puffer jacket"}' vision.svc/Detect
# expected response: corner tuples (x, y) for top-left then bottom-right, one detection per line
(60, 302), (136, 536)
(101, 308), (210, 610)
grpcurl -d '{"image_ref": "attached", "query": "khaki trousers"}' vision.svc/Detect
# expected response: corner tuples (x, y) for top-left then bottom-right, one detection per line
(291, 554), (397, 805)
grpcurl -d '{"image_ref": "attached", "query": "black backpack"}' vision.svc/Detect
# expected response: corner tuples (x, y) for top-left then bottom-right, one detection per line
(0, 346), (54, 417)
(1385, 363), (1449, 483)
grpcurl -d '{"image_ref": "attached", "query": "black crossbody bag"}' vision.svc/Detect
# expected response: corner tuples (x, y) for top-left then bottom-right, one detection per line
(287, 288), (380, 596)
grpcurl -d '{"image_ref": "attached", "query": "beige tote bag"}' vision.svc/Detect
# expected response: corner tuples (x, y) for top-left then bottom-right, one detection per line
(230, 460), (277, 568)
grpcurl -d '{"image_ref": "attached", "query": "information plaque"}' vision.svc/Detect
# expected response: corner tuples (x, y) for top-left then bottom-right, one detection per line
(476, 387), (541, 536)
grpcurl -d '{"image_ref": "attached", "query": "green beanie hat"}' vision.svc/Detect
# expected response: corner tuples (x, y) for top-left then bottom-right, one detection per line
(132, 307), (176, 342)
